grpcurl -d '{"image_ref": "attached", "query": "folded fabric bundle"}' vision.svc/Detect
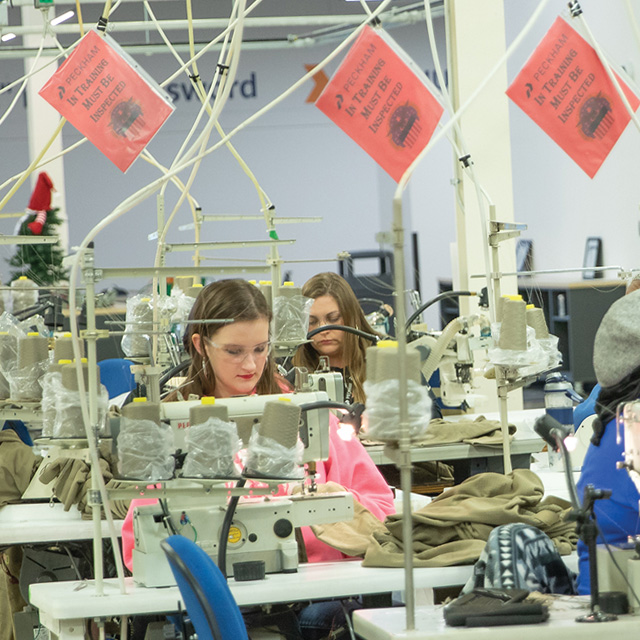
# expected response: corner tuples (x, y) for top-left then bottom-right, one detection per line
(412, 416), (516, 447)
(361, 416), (516, 448)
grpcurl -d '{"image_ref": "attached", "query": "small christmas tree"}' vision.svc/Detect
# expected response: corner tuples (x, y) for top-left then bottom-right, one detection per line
(7, 172), (67, 286)
(7, 209), (68, 286)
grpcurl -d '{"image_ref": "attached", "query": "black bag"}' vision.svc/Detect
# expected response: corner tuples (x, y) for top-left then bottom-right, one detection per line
(444, 587), (549, 627)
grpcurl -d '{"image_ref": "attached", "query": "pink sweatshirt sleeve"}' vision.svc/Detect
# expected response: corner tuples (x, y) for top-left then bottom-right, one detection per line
(302, 414), (395, 562)
(121, 497), (158, 571)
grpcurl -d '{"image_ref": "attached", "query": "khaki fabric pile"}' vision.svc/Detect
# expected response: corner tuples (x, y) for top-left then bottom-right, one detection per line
(411, 416), (516, 447)
(0, 430), (41, 640)
(361, 416), (516, 448)
(310, 469), (577, 568)
(0, 430), (41, 508)
(39, 443), (130, 519)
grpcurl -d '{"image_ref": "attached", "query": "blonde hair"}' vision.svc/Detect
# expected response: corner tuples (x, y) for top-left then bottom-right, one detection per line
(178, 279), (285, 399)
(292, 272), (377, 403)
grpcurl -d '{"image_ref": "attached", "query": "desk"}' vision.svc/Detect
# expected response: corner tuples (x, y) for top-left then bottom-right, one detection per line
(353, 599), (634, 639)
(30, 555), (579, 640)
(0, 503), (123, 545)
(365, 409), (546, 483)
(30, 562), (476, 640)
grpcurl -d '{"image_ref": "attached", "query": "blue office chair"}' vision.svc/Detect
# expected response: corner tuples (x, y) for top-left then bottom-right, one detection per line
(160, 535), (249, 640)
(97, 358), (136, 399)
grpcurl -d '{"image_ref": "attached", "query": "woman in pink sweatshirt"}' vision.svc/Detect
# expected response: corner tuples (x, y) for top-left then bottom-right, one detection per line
(121, 278), (395, 570)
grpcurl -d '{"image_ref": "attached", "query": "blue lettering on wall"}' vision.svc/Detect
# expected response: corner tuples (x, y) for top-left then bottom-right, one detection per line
(423, 68), (448, 91)
(166, 71), (257, 104)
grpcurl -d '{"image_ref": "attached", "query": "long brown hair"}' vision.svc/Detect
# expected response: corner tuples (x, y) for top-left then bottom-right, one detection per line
(292, 272), (377, 403)
(178, 279), (284, 399)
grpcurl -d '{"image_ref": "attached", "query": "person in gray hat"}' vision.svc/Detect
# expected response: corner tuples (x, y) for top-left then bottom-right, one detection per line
(575, 288), (640, 594)
(573, 277), (640, 429)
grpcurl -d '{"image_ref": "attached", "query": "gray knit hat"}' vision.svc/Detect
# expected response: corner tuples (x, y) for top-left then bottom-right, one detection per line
(593, 289), (640, 388)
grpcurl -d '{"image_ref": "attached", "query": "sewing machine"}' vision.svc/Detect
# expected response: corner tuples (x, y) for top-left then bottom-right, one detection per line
(291, 361), (345, 404)
(132, 490), (354, 586)
(409, 314), (492, 409)
(133, 390), (355, 587)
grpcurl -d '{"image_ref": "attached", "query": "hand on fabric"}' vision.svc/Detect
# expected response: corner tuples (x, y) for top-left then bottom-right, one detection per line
(293, 481), (387, 558)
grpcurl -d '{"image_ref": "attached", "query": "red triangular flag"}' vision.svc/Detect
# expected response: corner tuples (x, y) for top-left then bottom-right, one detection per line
(507, 16), (640, 178)
(316, 26), (444, 182)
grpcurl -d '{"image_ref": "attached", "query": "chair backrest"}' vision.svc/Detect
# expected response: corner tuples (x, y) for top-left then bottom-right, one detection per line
(97, 358), (136, 399)
(161, 535), (249, 640)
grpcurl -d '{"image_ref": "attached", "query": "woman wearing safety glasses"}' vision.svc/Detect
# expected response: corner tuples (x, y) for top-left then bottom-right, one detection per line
(177, 278), (288, 399)
(121, 279), (394, 637)
(122, 280), (394, 562)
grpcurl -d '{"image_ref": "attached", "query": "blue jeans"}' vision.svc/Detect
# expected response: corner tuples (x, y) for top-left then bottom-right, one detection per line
(297, 599), (361, 640)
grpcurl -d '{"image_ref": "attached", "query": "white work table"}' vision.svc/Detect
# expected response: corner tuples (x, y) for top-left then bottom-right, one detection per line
(364, 409), (545, 466)
(30, 561), (476, 640)
(0, 503), (123, 545)
(29, 555), (579, 640)
(353, 598), (635, 639)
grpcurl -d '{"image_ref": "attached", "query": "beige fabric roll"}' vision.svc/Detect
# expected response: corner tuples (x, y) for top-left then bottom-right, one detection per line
(526, 307), (550, 339)
(498, 298), (527, 350)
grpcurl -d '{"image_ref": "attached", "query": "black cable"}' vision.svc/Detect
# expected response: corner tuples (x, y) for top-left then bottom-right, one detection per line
(298, 401), (365, 434)
(358, 298), (384, 308)
(552, 432), (581, 510)
(159, 499), (179, 536)
(159, 359), (191, 389)
(298, 401), (352, 413)
(307, 324), (379, 343)
(405, 290), (476, 332)
(218, 478), (246, 582)
(14, 298), (55, 320)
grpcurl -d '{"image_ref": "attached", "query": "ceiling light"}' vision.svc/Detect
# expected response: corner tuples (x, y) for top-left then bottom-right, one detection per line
(1, 32), (16, 42)
(51, 10), (74, 26)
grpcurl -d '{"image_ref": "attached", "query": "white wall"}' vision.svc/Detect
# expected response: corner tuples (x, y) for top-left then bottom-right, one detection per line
(0, 17), (455, 320)
(1, 2), (639, 324)
(504, 1), (640, 277)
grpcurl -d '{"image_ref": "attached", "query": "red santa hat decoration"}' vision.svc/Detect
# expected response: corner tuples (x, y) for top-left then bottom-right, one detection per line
(26, 172), (54, 235)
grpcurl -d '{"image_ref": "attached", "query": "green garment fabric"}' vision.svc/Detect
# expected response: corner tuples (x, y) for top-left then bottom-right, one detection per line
(361, 416), (517, 448)
(0, 547), (26, 640)
(412, 416), (517, 447)
(0, 431), (40, 640)
(0, 430), (41, 508)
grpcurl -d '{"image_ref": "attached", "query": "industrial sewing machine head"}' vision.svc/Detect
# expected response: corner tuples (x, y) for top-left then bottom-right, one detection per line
(131, 391), (355, 587)
(408, 313), (492, 411)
